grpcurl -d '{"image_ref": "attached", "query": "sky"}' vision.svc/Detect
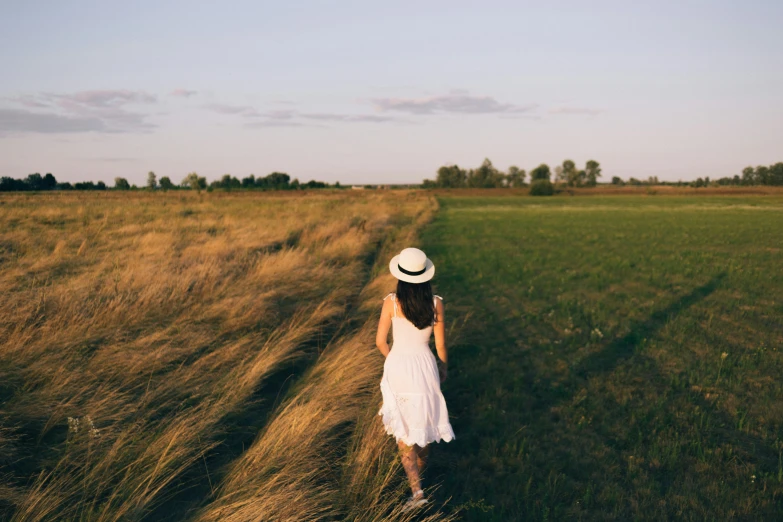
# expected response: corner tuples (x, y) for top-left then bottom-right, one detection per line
(1, 0), (781, 185)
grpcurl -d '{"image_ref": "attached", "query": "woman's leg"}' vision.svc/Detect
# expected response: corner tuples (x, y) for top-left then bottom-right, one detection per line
(416, 444), (429, 474)
(397, 440), (421, 494)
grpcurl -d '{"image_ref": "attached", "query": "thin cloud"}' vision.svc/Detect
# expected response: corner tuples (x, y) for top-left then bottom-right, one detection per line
(12, 95), (52, 109)
(204, 103), (259, 117)
(549, 106), (605, 116)
(246, 120), (313, 128)
(265, 110), (297, 120)
(372, 92), (536, 115)
(0, 109), (106, 134)
(2, 90), (158, 134)
(170, 88), (197, 98)
(206, 104), (397, 126)
(301, 112), (396, 123)
(54, 90), (157, 108)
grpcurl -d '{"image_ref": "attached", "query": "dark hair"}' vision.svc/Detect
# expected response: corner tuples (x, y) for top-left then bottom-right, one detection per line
(396, 280), (436, 330)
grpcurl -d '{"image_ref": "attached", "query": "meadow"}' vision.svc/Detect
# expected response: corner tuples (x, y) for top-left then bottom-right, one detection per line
(0, 190), (453, 521)
(2, 190), (782, 521)
(424, 195), (783, 520)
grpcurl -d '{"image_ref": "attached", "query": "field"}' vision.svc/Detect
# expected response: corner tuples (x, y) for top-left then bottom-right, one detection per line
(2, 191), (782, 521)
(424, 195), (783, 520)
(0, 191), (452, 522)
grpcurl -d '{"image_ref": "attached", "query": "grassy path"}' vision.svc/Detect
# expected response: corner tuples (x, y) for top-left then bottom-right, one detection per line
(422, 196), (783, 521)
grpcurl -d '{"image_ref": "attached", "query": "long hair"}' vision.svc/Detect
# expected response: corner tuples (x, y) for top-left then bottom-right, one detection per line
(396, 280), (435, 330)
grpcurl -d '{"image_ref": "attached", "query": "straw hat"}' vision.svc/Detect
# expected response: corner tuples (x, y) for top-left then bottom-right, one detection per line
(389, 247), (435, 283)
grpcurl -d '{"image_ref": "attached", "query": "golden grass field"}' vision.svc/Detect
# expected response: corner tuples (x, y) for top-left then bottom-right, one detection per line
(0, 191), (456, 521)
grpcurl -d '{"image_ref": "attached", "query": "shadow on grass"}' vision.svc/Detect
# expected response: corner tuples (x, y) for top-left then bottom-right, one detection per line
(429, 271), (783, 519)
(575, 272), (726, 379)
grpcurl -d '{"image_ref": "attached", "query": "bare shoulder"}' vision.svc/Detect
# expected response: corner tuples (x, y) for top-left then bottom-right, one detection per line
(381, 293), (394, 316)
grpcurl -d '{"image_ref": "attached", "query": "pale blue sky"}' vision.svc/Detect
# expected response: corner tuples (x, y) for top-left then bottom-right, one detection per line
(1, 0), (781, 184)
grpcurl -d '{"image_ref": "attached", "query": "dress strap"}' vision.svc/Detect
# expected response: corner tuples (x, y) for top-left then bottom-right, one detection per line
(384, 292), (398, 318)
(433, 295), (442, 322)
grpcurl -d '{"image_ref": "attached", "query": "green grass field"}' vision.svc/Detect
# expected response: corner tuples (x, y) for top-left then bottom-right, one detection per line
(422, 196), (783, 521)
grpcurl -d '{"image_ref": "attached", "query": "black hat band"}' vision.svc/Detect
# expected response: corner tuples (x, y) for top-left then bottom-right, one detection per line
(398, 264), (426, 276)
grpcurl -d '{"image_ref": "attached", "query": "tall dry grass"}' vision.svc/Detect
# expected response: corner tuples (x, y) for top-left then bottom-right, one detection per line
(0, 191), (453, 520)
(195, 198), (455, 521)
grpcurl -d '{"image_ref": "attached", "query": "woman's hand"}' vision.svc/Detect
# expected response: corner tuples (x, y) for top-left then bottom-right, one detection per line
(438, 362), (448, 383)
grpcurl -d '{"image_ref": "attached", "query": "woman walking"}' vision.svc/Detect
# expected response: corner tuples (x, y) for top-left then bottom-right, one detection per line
(376, 247), (455, 511)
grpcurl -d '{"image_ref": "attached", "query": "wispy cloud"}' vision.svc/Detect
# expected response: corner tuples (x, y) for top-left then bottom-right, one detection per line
(246, 120), (313, 128)
(205, 103), (397, 126)
(170, 88), (197, 98)
(372, 92), (537, 115)
(204, 103), (259, 117)
(12, 95), (52, 109)
(301, 113), (395, 123)
(55, 90), (156, 108)
(1, 90), (158, 134)
(0, 109), (105, 134)
(549, 106), (605, 116)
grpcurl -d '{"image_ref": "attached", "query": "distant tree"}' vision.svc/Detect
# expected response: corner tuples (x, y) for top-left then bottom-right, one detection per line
(467, 159), (504, 188)
(256, 172), (291, 190)
(530, 164), (551, 182)
(182, 172), (203, 192)
(42, 173), (57, 190)
(147, 171), (157, 190)
(770, 162), (783, 186)
(585, 160), (602, 187)
(506, 166), (526, 187)
(529, 179), (554, 196)
(611, 176), (623, 185)
(159, 176), (174, 191)
(741, 166), (755, 185)
(290, 178), (301, 190)
(56, 181), (73, 190)
(562, 160), (580, 187)
(436, 165), (468, 188)
(0, 177), (19, 191)
(241, 174), (255, 188)
(629, 177), (643, 186)
(96, 181), (107, 190)
(553, 165), (565, 185)
(754, 166), (770, 185)
(219, 174), (233, 190)
(26, 173), (44, 191)
(218, 174), (241, 190)
(114, 177), (131, 190)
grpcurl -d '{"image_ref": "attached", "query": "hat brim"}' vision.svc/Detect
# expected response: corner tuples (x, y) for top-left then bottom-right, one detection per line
(389, 255), (435, 283)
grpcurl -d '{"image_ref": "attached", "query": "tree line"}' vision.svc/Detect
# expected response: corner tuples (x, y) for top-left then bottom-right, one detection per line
(422, 158), (602, 188)
(422, 158), (602, 195)
(0, 171), (338, 192)
(607, 162), (783, 188)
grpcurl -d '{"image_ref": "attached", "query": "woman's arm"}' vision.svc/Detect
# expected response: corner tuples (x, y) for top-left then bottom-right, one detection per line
(375, 296), (393, 358)
(433, 298), (448, 381)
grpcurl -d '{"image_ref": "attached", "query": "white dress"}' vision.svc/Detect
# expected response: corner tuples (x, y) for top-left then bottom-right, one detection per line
(378, 293), (455, 447)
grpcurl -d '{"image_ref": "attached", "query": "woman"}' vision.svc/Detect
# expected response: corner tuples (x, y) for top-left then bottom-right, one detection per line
(376, 247), (455, 510)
